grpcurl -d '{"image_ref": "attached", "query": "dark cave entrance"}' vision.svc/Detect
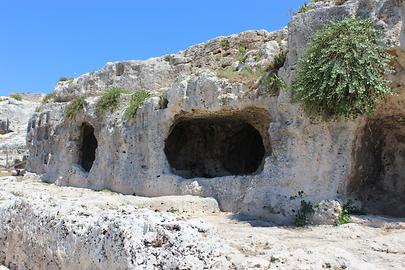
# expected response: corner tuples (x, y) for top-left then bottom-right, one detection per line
(164, 112), (269, 179)
(79, 123), (98, 172)
(349, 117), (405, 217)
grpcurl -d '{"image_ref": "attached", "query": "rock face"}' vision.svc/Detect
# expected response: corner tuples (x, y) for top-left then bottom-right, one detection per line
(0, 96), (41, 169)
(1, 175), (405, 270)
(26, 0), (405, 224)
(0, 176), (229, 269)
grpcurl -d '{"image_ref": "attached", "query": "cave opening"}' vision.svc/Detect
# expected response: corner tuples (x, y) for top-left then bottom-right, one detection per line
(79, 123), (98, 172)
(349, 117), (405, 217)
(164, 112), (269, 179)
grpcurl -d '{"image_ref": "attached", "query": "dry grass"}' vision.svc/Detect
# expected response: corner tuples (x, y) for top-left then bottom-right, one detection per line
(217, 66), (265, 89)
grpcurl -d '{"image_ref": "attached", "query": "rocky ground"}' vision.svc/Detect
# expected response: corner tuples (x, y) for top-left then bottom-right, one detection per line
(0, 174), (404, 270)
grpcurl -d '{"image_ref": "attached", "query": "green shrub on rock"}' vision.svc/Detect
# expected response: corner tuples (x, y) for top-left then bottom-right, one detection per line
(96, 87), (125, 114)
(124, 90), (152, 120)
(294, 200), (315, 227)
(293, 19), (394, 118)
(66, 97), (86, 119)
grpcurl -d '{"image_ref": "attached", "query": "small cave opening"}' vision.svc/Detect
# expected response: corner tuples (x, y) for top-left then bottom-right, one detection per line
(349, 117), (405, 217)
(164, 110), (270, 179)
(79, 123), (98, 172)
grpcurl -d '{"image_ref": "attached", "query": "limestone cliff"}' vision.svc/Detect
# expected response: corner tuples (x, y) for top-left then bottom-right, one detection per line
(26, 0), (405, 224)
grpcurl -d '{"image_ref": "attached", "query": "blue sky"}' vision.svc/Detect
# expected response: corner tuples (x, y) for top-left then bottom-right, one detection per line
(0, 0), (306, 96)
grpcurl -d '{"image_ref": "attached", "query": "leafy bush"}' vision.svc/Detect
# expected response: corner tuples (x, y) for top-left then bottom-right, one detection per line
(337, 208), (351, 225)
(293, 19), (394, 118)
(96, 87), (125, 114)
(66, 97), (86, 119)
(124, 90), (152, 120)
(42, 91), (57, 104)
(10, 94), (22, 101)
(337, 200), (366, 225)
(294, 200), (315, 226)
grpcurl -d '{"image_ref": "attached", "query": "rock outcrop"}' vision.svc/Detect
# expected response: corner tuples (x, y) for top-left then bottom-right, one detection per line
(1, 175), (405, 269)
(0, 95), (41, 169)
(26, 0), (405, 225)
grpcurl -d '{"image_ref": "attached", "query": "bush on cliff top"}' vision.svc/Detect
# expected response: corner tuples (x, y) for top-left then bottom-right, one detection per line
(96, 87), (125, 114)
(293, 18), (394, 118)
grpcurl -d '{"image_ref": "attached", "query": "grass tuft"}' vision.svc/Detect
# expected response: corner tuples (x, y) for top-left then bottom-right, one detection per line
(124, 90), (152, 120)
(96, 87), (125, 114)
(66, 97), (86, 119)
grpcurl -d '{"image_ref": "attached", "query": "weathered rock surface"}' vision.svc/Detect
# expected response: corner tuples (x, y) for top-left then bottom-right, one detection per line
(24, 0), (405, 225)
(310, 200), (343, 226)
(1, 175), (405, 270)
(0, 95), (41, 169)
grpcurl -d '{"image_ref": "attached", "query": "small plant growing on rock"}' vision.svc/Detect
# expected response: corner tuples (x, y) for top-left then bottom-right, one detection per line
(263, 73), (286, 95)
(294, 200), (315, 227)
(10, 94), (22, 101)
(293, 19), (394, 118)
(124, 90), (152, 120)
(220, 40), (230, 50)
(163, 55), (175, 63)
(167, 207), (179, 214)
(59, 77), (74, 82)
(263, 49), (287, 95)
(66, 97), (86, 119)
(337, 201), (366, 225)
(96, 87), (125, 114)
(335, 0), (348, 5)
(297, 3), (310, 13)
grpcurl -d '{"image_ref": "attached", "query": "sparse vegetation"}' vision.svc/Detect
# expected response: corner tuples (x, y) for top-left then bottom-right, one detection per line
(10, 94), (22, 101)
(337, 201), (366, 225)
(294, 200), (315, 227)
(220, 40), (230, 50)
(42, 91), (57, 104)
(218, 66), (265, 89)
(124, 90), (152, 120)
(163, 55), (175, 63)
(335, 0), (348, 5)
(263, 73), (286, 95)
(298, 3), (310, 13)
(263, 49), (287, 95)
(237, 46), (247, 63)
(96, 87), (125, 114)
(167, 207), (179, 214)
(59, 77), (74, 82)
(66, 97), (86, 119)
(337, 208), (351, 225)
(293, 19), (394, 119)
